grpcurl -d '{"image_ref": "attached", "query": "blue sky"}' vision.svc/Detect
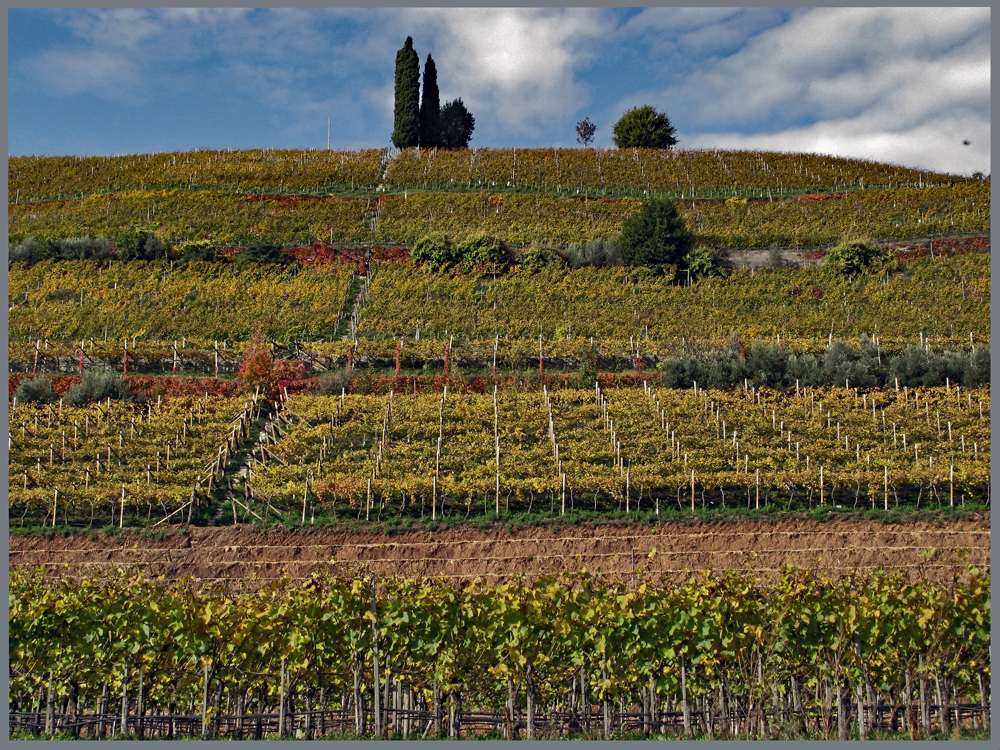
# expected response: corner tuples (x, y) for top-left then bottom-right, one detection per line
(8, 7), (990, 176)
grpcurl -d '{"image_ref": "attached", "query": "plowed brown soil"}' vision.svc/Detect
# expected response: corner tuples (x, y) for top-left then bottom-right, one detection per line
(10, 517), (989, 591)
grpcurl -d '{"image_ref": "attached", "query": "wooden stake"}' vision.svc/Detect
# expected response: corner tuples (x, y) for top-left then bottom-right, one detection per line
(202, 664), (211, 736)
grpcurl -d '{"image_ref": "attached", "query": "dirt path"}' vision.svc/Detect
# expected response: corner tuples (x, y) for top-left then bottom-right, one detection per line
(10, 517), (988, 591)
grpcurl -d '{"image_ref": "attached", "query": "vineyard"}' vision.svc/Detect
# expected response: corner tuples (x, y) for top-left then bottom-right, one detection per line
(371, 185), (989, 247)
(247, 383), (990, 518)
(9, 147), (974, 206)
(9, 184), (990, 248)
(8, 393), (264, 529)
(7, 190), (372, 247)
(7, 381), (990, 529)
(356, 253), (989, 349)
(8, 149), (389, 204)
(8, 144), (990, 741)
(8, 260), (355, 342)
(7, 254), (990, 374)
(380, 147), (975, 197)
(9, 566), (989, 740)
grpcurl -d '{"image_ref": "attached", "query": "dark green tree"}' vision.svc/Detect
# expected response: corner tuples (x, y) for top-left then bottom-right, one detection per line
(439, 98), (475, 149)
(419, 54), (442, 149)
(235, 244), (293, 267)
(392, 37), (421, 149)
(612, 105), (678, 149)
(618, 197), (692, 269)
(824, 238), (892, 276)
(114, 226), (166, 261)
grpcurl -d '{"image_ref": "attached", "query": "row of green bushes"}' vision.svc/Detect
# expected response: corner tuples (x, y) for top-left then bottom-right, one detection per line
(17, 339), (981, 406)
(660, 338), (990, 390)
(11, 229), (890, 280)
(411, 233), (635, 271)
(9, 234), (295, 267)
(14, 371), (134, 406)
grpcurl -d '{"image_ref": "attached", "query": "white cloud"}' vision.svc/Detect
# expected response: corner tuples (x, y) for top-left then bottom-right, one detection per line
(22, 49), (144, 101)
(683, 113), (990, 176)
(629, 7), (990, 174)
(392, 8), (607, 136)
(617, 8), (745, 36)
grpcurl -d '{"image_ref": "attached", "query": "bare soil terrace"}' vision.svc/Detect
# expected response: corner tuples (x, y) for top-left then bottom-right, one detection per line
(10, 517), (989, 591)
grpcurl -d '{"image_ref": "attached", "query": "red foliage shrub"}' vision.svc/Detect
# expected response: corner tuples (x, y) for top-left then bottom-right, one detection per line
(237, 324), (297, 400)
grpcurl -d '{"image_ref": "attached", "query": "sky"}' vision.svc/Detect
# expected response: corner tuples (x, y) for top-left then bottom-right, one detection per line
(7, 7), (991, 176)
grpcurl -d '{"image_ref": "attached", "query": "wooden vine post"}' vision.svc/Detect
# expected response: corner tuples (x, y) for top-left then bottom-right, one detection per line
(950, 464), (954, 506)
(884, 466), (889, 511)
(370, 574), (382, 738)
(44, 670), (55, 736)
(202, 664), (211, 736)
(494, 385), (500, 514)
(120, 664), (129, 737)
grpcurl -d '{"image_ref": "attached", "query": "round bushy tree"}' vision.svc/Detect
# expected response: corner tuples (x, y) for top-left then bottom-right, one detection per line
(825, 238), (892, 276)
(439, 99), (475, 149)
(114, 226), (166, 261)
(618, 197), (692, 269)
(411, 233), (457, 269)
(455, 232), (509, 265)
(612, 105), (677, 149)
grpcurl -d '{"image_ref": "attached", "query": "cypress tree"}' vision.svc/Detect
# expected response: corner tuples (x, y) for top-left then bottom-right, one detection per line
(419, 54), (441, 149)
(392, 37), (421, 149)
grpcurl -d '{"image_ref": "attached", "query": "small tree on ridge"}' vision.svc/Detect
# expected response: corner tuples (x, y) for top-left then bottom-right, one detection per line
(576, 117), (597, 147)
(612, 105), (678, 149)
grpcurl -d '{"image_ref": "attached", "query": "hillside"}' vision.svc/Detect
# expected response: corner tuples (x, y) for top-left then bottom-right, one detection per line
(8, 146), (991, 741)
(8, 148), (990, 249)
(9, 147), (975, 202)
